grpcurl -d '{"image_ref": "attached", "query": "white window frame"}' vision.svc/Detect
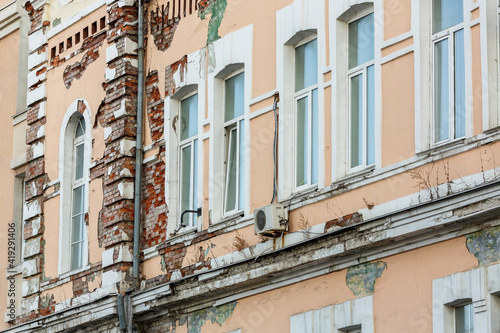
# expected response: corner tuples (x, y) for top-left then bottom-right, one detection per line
(432, 267), (487, 333)
(178, 91), (200, 229)
(58, 99), (91, 275)
(207, 25), (252, 224)
(223, 69), (245, 216)
(293, 35), (319, 191)
(346, 12), (375, 172)
(289, 296), (373, 333)
(277, 0), (325, 200)
(165, 52), (206, 238)
(70, 118), (86, 271)
(431, 0), (466, 146)
(331, 0), (381, 180)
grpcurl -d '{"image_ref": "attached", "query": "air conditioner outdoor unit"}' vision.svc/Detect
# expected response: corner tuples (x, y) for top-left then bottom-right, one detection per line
(254, 204), (288, 236)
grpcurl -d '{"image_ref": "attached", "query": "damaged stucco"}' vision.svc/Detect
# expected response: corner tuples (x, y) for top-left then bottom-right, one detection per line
(184, 302), (237, 333)
(346, 261), (387, 297)
(199, 0), (227, 44)
(466, 226), (500, 266)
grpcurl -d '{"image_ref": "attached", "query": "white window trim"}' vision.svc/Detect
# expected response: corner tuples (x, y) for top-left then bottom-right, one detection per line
(165, 50), (206, 238)
(430, 2), (466, 146)
(207, 25), (252, 224)
(178, 90), (200, 229)
(334, 295), (374, 332)
(415, 0), (475, 153)
(293, 35), (320, 192)
(431, 264), (500, 333)
(331, 0), (382, 181)
(346, 14), (376, 173)
(277, 0), (326, 200)
(223, 69), (245, 216)
(58, 99), (92, 275)
(289, 296), (373, 333)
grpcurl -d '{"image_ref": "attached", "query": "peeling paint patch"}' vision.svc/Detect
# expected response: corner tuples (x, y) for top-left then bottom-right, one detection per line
(466, 226), (500, 266)
(346, 261), (387, 297)
(63, 32), (106, 88)
(186, 302), (237, 333)
(199, 0), (227, 44)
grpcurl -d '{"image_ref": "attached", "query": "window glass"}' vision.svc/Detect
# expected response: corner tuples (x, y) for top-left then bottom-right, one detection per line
(296, 96), (309, 187)
(75, 144), (84, 180)
(295, 39), (318, 91)
(455, 303), (474, 333)
(434, 39), (450, 142)
(72, 186), (84, 215)
(350, 74), (363, 167)
(454, 29), (465, 138)
(433, 0), (463, 33)
(366, 65), (375, 165)
(180, 145), (192, 220)
(225, 73), (245, 121)
(180, 94), (198, 141)
(349, 13), (375, 69)
(238, 120), (245, 210)
(225, 128), (238, 212)
(311, 89), (318, 184)
(75, 118), (85, 138)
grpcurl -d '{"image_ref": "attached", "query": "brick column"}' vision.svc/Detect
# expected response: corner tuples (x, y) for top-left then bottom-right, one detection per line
(98, 0), (140, 293)
(19, 0), (49, 321)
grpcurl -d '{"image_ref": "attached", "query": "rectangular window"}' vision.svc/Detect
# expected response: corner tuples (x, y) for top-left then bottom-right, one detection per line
(294, 38), (318, 188)
(432, 0), (465, 144)
(224, 72), (245, 214)
(180, 93), (199, 227)
(455, 303), (474, 333)
(348, 13), (375, 169)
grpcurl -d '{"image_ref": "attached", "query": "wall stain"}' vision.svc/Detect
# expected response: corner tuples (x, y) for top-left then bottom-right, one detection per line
(186, 302), (237, 333)
(346, 261), (387, 297)
(466, 226), (500, 266)
(199, 0), (227, 44)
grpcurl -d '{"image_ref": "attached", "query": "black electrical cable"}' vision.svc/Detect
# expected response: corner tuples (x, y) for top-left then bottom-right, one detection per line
(270, 93), (279, 204)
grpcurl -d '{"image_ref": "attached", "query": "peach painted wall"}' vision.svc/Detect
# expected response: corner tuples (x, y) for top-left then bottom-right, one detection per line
(250, 112), (275, 212)
(381, 52), (415, 167)
(44, 196), (60, 279)
(0, 30), (21, 331)
(384, 0), (412, 41)
(47, 0), (98, 31)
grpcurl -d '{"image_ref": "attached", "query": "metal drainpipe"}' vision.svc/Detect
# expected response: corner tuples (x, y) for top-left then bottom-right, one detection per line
(133, 0), (144, 289)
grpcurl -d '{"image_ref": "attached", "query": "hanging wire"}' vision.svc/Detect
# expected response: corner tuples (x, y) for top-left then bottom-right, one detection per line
(270, 93), (280, 204)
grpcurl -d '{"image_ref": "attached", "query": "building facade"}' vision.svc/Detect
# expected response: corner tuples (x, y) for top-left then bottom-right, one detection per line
(1, 0), (500, 332)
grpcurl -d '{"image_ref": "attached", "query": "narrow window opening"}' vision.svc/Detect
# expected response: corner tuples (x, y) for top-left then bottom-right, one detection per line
(59, 42), (64, 53)
(75, 32), (81, 44)
(224, 71), (245, 214)
(83, 27), (89, 39)
(100, 17), (106, 30)
(51, 47), (56, 59)
(67, 37), (72, 49)
(91, 21), (97, 34)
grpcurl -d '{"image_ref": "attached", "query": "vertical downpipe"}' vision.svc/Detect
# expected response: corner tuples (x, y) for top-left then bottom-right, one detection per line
(133, 0), (144, 289)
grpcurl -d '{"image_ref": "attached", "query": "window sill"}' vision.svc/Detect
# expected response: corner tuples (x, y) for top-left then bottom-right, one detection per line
(58, 264), (92, 280)
(208, 214), (254, 234)
(418, 138), (466, 157)
(167, 225), (198, 243)
(341, 165), (375, 183)
(281, 185), (319, 208)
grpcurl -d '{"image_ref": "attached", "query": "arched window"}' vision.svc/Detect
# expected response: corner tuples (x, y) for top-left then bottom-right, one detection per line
(70, 115), (86, 270)
(59, 100), (91, 274)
